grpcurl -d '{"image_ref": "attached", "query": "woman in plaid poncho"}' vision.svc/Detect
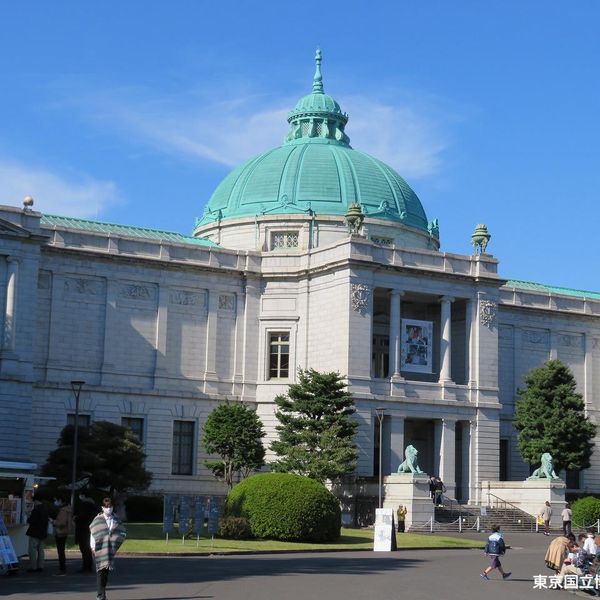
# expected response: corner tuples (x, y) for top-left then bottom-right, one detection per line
(90, 498), (127, 600)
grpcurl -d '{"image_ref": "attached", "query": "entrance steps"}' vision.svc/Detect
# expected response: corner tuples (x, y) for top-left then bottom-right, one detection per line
(410, 504), (545, 533)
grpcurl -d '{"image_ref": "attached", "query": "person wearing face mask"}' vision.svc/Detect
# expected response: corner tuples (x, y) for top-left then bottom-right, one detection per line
(89, 498), (127, 600)
(52, 497), (73, 574)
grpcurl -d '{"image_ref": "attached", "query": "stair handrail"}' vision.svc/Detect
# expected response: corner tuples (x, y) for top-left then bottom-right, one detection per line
(486, 492), (536, 520)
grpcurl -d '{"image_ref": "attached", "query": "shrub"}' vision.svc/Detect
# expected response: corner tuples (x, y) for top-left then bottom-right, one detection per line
(224, 472), (341, 542)
(125, 495), (163, 522)
(572, 497), (600, 528)
(218, 516), (253, 539)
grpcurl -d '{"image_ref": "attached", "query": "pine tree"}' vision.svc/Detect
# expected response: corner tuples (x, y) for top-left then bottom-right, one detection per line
(514, 359), (596, 472)
(270, 369), (358, 482)
(202, 402), (265, 488)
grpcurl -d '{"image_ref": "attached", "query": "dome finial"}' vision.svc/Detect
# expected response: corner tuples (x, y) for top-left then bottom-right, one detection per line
(312, 47), (324, 94)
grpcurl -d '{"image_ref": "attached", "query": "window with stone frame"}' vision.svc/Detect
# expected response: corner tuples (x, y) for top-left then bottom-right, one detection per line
(172, 420), (195, 475)
(122, 417), (144, 444)
(271, 231), (299, 250)
(371, 335), (390, 379)
(268, 332), (290, 379)
(67, 414), (91, 430)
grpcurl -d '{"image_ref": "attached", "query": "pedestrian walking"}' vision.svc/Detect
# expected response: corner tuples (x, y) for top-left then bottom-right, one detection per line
(434, 477), (446, 507)
(396, 505), (407, 533)
(26, 496), (49, 573)
(480, 525), (511, 580)
(90, 497), (127, 600)
(53, 497), (73, 574)
(561, 503), (572, 537)
(540, 501), (552, 536)
(75, 492), (98, 573)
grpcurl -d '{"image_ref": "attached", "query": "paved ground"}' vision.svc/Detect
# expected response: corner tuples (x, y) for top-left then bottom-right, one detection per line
(1, 532), (589, 599)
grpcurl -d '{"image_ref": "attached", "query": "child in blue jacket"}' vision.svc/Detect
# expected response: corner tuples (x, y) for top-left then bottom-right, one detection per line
(481, 525), (512, 580)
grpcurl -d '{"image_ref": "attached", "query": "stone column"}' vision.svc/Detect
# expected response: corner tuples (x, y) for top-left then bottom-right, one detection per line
(439, 418), (456, 499)
(439, 296), (454, 383)
(203, 289), (219, 394)
(153, 284), (170, 388)
(389, 415), (405, 473)
(3, 257), (19, 352)
(389, 290), (404, 378)
(465, 298), (476, 387)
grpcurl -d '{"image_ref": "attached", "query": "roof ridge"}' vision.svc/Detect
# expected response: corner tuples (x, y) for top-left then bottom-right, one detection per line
(505, 279), (600, 297)
(41, 213), (188, 237)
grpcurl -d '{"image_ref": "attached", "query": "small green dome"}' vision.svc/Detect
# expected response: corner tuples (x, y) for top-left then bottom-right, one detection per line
(196, 50), (436, 238)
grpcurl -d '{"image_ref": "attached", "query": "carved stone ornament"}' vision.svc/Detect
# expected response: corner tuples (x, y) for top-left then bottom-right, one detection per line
(170, 290), (205, 307)
(219, 294), (235, 311)
(351, 283), (370, 314)
(479, 299), (497, 328)
(64, 277), (102, 296)
(119, 284), (155, 301)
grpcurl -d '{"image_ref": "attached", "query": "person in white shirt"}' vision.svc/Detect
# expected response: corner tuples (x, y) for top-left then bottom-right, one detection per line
(583, 528), (597, 558)
(561, 503), (572, 537)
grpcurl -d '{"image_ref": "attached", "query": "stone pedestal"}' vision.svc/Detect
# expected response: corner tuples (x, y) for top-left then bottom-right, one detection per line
(383, 474), (434, 530)
(481, 480), (566, 528)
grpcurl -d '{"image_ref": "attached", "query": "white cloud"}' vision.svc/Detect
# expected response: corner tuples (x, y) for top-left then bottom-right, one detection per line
(0, 160), (120, 218)
(72, 87), (449, 179)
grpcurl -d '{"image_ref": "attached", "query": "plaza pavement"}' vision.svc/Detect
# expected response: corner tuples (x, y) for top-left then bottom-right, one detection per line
(1, 531), (588, 600)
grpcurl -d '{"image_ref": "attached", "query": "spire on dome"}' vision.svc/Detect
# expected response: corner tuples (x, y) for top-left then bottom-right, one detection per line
(312, 48), (324, 94)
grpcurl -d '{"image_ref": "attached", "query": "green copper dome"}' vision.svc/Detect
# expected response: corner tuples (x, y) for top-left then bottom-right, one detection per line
(196, 50), (436, 238)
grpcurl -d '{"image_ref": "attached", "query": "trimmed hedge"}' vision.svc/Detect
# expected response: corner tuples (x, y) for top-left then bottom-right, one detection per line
(125, 495), (163, 522)
(572, 496), (600, 528)
(224, 473), (341, 542)
(218, 516), (253, 539)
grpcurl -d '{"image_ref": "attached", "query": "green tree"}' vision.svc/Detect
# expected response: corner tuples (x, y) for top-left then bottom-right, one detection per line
(202, 402), (265, 489)
(40, 421), (152, 498)
(270, 369), (358, 482)
(514, 359), (596, 472)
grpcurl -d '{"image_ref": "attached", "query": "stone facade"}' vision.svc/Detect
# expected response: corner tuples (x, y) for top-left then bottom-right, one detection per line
(1, 201), (599, 503)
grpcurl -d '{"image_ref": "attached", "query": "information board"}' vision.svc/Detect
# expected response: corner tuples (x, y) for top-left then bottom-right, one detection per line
(208, 496), (221, 536)
(193, 496), (205, 536)
(0, 515), (18, 573)
(373, 508), (396, 552)
(179, 496), (192, 536)
(163, 494), (177, 534)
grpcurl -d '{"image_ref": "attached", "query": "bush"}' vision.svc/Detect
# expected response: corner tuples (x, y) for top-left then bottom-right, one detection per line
(125, 495), (163, 522)
(224, 472), (341, 542)
(572, 496), (600, 528)
(218, 516), (253, 539)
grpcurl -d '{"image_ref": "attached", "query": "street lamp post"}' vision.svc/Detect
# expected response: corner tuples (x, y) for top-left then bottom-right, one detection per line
(375, 407), (386, 509)
(70, 380), (85, 510)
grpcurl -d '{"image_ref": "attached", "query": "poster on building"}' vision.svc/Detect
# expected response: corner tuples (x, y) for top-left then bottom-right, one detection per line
(401, 319), (433, 373)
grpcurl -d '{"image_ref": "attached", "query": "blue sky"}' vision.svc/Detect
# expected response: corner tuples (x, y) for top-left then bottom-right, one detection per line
(1, 1), (599, 291)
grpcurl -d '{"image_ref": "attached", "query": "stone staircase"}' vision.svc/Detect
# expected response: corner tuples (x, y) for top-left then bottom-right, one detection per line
(409, 503), (541, 533)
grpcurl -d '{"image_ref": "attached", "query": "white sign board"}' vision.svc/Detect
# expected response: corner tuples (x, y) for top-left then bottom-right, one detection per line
(373, 508), (395, 552)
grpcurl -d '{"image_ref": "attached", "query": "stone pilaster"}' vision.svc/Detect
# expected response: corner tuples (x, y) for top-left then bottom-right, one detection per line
(439, 296), (454, 383)
(389, 290), (404, 379)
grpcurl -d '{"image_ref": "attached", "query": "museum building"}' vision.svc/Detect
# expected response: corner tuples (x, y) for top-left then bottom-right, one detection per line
(1, 51), (600, 509)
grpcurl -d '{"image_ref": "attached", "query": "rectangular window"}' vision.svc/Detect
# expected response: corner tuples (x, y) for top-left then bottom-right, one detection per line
(271, 231), (299, 249)
(67, 414), (91, 429)
(269, 332), (290, 379)
(172, 420), (195, 475)
(371, 335), (389, 378)
(566, 470), (581, 489)
(122, 417), (144, 444)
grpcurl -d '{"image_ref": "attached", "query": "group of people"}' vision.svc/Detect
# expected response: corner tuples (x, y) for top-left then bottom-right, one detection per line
(544, 527), (600, 586)
(538, 500), (573, 537)
(25, 493), (127, 600)
(428, 476), (446, 506)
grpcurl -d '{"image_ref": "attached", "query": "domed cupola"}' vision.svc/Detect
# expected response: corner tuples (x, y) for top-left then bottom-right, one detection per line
(194, 50), (439, 252)
(284, 49), (350, 147)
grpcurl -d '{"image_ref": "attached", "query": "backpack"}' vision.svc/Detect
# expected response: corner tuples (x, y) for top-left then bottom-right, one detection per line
(485, 536), (506, 556)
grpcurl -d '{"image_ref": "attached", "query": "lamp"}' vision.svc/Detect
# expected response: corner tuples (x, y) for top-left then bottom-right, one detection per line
(70, 380), (85, 509)
(375, 407), (386, 509)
